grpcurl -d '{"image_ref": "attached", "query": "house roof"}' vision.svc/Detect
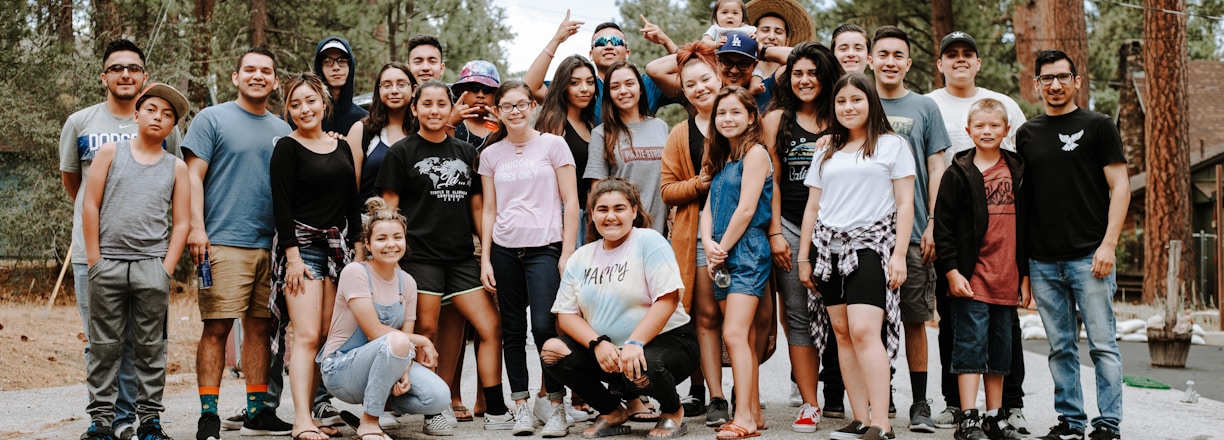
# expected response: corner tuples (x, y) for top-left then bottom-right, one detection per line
(1130, 141), (1224, 193)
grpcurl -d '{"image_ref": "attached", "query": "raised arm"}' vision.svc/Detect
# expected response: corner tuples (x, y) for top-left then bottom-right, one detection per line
(524, 10), (585, 102)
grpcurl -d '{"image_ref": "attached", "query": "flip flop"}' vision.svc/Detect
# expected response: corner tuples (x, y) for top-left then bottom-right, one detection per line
(628, 410), (661, 423)
(648, 418), (688, 440)
(290, 428), (328, 440)
(713, 423), (759, 439)
(582, 418), (633, 439)
(339, 410), (361, 430)
(356, 431), (392, 440)
(452, 405), (474, 422)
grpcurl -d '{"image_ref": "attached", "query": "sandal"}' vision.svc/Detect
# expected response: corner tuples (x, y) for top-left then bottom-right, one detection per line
(452, 405), (474, 422)
(713, 422), (759, 439)
(290, 428), (328, 440)
(628, 410), (660, 423)
(356, 430), (392, 440)
(648, 418), (688, 440)
(582, 417), (633, 439)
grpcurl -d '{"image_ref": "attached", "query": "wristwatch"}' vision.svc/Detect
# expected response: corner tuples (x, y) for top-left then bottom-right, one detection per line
(588, 335), (611, 351)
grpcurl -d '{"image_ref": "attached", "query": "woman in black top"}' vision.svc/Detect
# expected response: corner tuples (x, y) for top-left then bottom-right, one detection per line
(534, 55), (598, 214)
(269, 73), (360, 440)
(346, 62), (416, 208)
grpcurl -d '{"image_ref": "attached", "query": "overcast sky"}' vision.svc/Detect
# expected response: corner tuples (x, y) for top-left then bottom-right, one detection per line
(491, 0), (622, 77)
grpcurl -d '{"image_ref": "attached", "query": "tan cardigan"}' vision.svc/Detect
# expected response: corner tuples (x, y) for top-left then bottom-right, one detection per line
(660, 120), (705, 313)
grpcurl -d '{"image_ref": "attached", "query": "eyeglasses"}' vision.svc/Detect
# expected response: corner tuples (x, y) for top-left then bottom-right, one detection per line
(322, 57), (350, 68)
(592, 35), (626, 48)
(380, 81), (414, 91)
(104, 64), (145, 74)
(1036, 73), (1074, 86)
(497, 102), (532, 114)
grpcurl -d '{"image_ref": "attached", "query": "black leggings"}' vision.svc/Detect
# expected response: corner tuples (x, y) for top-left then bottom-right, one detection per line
(542, 325), (699, 414)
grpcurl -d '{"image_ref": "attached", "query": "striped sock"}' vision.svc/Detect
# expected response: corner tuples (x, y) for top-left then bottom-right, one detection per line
(246, 384), (269, 417)
(199, 387), (221, 415)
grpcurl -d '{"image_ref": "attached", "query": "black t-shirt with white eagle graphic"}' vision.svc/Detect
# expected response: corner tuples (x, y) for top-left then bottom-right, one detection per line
(375, 134), (481, 263)
(1016, 107), (1125, 261)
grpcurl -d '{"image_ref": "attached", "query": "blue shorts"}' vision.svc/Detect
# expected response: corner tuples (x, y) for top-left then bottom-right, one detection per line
(713, 232), (770, 301)
(950, 298), (1014, 375)
(298, 242), (330, 280)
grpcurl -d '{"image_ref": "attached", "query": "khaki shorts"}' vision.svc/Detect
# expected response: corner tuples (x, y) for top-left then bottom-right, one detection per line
(198, 245), (272, 320)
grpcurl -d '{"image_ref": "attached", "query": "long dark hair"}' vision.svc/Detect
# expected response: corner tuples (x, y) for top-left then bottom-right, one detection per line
(599, 60), (653, 167)
(819, 72), (893, 174)
(586, 177), (652, 243)
(483, 80), (536, 147)
(704, 87), (762, 177)
(363, 62), (417, 137)
(535, 55), (597, 136)
(769, 42), (841, 156)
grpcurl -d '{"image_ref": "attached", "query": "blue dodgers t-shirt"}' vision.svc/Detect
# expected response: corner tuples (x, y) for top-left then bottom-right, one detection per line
(880, 92), (951, 244)
(552, 228), (689, 346)
(592, 74), (675, 121)
(181, 101), (291, 249)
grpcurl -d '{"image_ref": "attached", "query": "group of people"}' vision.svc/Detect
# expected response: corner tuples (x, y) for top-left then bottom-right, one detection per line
(61, 1), (1131, 440)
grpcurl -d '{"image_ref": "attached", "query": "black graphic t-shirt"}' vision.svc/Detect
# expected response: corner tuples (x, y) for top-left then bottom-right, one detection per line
(779, 123), (824, 225)
(375, 134), (482, 262)
(1016, 108), (1125, 260)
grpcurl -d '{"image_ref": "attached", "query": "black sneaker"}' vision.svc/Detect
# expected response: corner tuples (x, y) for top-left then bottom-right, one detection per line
(704, 397), (729, 427)
(1039, 421), (1085, 440)
(681, 393), (706, 415)
(196, 413), (220, 440)
(1088, 425), (1120, 440)
(137, 419), (174, 440)
(220, 409), (245, 430)
(954, 409), (988, 440)
(863, 425), (897, 440)
(823, 401), (847, 419)
(312, 402), (344, 427)
(887, 387), (897, 418)
(81, 422), (116, 440)
(829, 420), (870, 439)
(983, 413), (1025, 440)
(240, 408), (293, 436)
(909, 398), (935, 433)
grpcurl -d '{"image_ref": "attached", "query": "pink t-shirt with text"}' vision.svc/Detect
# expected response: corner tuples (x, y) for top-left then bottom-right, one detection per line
(478, 133), (575, 248)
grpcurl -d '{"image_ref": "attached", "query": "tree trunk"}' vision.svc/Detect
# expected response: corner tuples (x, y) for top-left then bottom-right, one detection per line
(92, 0), (120, 52)
(56, 0), (72, 47)
(250, 0), (268, 47)
(189, 0), (215, 110)
(1013, 0), (1042, 104)
(1043, 0), (1090, 108)
(931, 0), (953, 89)
(1141, 0), (1191, 303)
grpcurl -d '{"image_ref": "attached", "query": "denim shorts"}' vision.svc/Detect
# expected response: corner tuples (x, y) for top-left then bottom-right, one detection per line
(713, 232), (770, 300)
(695, 236), (707, 267)
(298, 242), (330, 280)
(949, 298), (1014, 375)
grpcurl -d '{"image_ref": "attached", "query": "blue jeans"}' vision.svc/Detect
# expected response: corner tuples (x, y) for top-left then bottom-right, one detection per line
(320, 334), (450, 416)
(1029, 254), (1123, 432)
(490, 242), (564, 400)
(75, 264), (138, 428)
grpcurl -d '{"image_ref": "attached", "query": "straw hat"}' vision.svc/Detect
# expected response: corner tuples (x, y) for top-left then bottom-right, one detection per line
(746, 0), (816, 45)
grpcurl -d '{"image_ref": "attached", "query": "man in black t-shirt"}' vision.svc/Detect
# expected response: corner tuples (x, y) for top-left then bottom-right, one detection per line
(1015, 49), (1128, 440)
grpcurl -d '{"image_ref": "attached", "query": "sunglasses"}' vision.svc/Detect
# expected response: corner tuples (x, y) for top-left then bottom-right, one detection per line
(592, 35), (626, 48)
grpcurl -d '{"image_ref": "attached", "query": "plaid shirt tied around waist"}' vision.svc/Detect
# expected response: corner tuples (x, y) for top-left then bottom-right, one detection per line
(269, 220), (352, 356)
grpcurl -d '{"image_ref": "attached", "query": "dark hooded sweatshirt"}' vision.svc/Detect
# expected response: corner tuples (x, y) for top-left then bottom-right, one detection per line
(313, 36), (368, 133)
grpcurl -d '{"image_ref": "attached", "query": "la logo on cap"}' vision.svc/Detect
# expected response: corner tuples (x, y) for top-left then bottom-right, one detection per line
(731, 34), (742, 47)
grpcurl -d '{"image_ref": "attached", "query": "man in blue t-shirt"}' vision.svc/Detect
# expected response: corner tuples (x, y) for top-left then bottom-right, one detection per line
(869, 25), (952, 433)
(182, 47), (294, 440)
(524, 18), (678, 120)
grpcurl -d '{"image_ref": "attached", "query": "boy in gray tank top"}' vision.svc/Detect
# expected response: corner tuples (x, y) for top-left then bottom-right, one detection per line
(79, 83), (191, 440)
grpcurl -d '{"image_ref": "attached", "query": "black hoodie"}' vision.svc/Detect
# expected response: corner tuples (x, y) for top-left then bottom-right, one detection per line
(933, 148), (1029, 280)
(313, 36), (367, 133)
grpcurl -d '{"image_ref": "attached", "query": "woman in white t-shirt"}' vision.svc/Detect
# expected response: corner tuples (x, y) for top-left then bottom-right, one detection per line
(478, 80), (580, 433)
(796, 73), (915, 439)
(318, 197), (449, 440)
(541, 177), (698, 440)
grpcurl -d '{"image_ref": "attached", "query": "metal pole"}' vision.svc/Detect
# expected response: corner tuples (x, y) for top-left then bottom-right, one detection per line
(1216, 164), (1222, 331)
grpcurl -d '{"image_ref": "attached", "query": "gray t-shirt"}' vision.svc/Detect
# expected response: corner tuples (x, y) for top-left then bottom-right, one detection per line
(98, 141), (178, 259)
(58, 102), (182, 264)
(181, 101), (291, 250)
(585, 118), (670, 235)
(880, 92), (951, 243)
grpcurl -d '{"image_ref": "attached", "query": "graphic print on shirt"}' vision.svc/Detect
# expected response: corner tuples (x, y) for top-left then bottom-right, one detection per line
(983, 169), (1016, 215)
(785, 138), (817, 183)
(77, 132), (137, 162)
(1059, 130), (1084, 152)
(618, 140), (664, 163)
(414, 156), (471, 202)
(583, 259), (629, 286)
(887, 116), (915, 137)
(493, 157), (541, 183)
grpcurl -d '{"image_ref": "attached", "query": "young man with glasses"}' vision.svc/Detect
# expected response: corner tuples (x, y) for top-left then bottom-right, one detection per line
(523, 18), (677, 120)
(313, 36), (367, 134)
(59, 39), (181, 440)
(1017, 49), (1127, 440)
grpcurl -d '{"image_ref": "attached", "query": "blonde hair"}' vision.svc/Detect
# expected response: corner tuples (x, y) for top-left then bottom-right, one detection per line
(966, 98), (1009, 126)
(362, 197), (409, 259)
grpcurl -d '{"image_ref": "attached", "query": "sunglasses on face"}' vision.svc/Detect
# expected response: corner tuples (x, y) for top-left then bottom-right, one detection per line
(105, 64), (145, 74)
(455, 83), (497, 95)
(592, 35), (626, 48)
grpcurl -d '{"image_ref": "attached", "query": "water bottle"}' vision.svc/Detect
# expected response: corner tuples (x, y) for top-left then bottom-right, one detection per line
(714, 265), (731, 288)
(1181, 380), (1199, 403)
(197, 250), (213, 289)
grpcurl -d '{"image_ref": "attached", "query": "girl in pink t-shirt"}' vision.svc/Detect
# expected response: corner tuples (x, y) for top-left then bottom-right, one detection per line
(477, 80), (580, 432)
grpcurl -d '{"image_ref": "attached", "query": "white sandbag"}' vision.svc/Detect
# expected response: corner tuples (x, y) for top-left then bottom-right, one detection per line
(1079, 330), (1087, 339)
(1022, 327), (1047, 340)
(1119, 333), (1148, 342)
(1019, 314), (1043, 329)
(1192, 335), (1206, 345)
(1147, 314), (1164, 329)
(1192, 324), (1205, 336)
(1116, 319), (1146, 335)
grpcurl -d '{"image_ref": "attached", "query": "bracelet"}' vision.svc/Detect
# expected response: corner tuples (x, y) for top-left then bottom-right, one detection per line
(543, 46), (555, 58)
(797, 259), (810, 263)
(588, 335), (611, 351)
(769, 233), (783, 237)
(625, 340), (645, 348)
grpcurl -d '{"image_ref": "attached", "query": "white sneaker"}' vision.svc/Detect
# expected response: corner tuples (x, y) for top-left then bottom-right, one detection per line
(513, 402), (536, 436)
(933, 406), (959, 429)
(485, 411), (516, 430)
(540, 403), (570, 438)
(442, 406), (459, 425)
(791, 403), (820, 433)
(423, 413), (456, 436)
(533, 397), (553, 426)
(114, 424), (135, 440)
(564, 397), (596, 423)
(789, 382), (803, 407)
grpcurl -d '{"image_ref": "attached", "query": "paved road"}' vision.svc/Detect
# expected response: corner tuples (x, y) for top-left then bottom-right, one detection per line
(1021, 339), (1224, 402)
(6, 327), (1223, 439)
